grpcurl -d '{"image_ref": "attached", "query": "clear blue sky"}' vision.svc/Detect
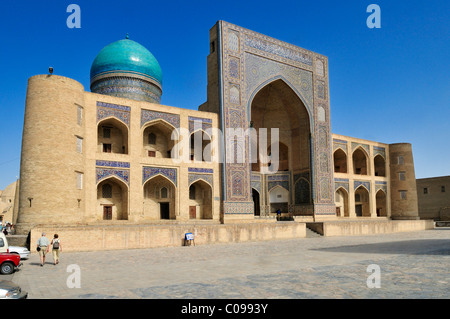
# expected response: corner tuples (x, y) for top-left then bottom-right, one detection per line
(0, 0), (448, 190)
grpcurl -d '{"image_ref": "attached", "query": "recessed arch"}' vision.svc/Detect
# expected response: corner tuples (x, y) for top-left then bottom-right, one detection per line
(97, 176), (129, 221)
(188, 176), (213, 189)
(189, 130), (212, 162)
(141, 118), (178, 135)
(142, 119), (178, 159)
(354, 185), (370, 217)
(143, 174), (176, 220)
(252, 187), (261, 216)
(98, 116), (129, 130)
(250, 79), (311, 175)
(294, 178), (310, 205)
(97, 117), (129, 154)
(335, 186), (349, 217)
(376, 188), (387, 217)
(374, 154), (386, 177)
(352, 147), (369, 175)
(333, 148), (347, 173)
(96, 174), (129, 189)
(268, 185), (289, 214)
(188, 179), (213, 219)
(143, 173), (177, 190)
(247, 76), (313, 130)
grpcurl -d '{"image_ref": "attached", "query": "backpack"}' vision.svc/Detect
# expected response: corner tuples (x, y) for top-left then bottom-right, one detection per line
(53, 239), (60, 249)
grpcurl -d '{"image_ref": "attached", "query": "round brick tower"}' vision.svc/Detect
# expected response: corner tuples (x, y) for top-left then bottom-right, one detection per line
(16, 74), (85, 229)
(389, 143), (419, 219)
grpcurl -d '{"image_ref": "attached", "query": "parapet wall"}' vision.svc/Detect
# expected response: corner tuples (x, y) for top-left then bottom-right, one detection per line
(307, 219), (434, 237)
(30, 222), (306, 253)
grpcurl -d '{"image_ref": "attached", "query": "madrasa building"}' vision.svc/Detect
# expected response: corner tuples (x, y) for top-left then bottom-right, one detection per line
(11, 21), (432, 250)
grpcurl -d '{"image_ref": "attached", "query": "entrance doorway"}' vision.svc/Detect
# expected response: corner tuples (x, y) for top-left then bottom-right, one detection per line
(103, 206), (112, 220)
(252, 189), (260, 216)
(189, 206), (196, 219)
(355, 204), (363, 217)
(160, 203), (170, 219)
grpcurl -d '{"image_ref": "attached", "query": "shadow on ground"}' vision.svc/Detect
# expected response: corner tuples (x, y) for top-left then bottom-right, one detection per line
(311, 239), (450, 256)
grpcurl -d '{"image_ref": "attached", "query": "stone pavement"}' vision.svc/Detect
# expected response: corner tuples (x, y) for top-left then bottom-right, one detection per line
(5, 228), (450, 299)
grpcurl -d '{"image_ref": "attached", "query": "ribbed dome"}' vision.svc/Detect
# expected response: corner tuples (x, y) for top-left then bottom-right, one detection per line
(90, 38), (162, 86)
(90, 37), (163, 104)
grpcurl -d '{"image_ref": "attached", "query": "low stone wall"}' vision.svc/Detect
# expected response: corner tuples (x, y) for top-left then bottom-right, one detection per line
(306, 219), (434, 236)
(5, 235), (28, 247)
(30, 222), (306, 253)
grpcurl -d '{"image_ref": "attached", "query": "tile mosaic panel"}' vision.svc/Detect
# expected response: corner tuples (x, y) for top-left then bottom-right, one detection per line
(142, 166), (177, 186)
(96, 168), (130, 185)
(96, 160), (130, 168)
(354, 180), (371, 191)
(141, 109), (180, 128)
(97, 101), (131, 127)
(245, 53), (313, 113)
(223, 201), (254, 215)
(352, 142), (370, 155)
(268, 181), (289, 192)
(244, 35), (313, 66)
(188, 173), (213, 188)
(188, 116), (213, 133)
(188, 167), (213, 174)
(373, 146), (386, 158)
(294, 178), (311, 204)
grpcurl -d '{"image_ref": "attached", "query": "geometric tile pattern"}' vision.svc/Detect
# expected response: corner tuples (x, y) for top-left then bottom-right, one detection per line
(142, 166), (177, 187)
(141, 109), (180, 128)
(96, 168), (130, 185)
(96, 160), (130, 168)
(188, 173), (213, 188)
(354, 180), (371, 192)
(188, 116), (212, 133)
(97, 101), (131, 127)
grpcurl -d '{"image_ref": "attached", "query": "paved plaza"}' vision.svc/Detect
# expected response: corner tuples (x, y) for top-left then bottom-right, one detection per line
(5, 227), (450, 299)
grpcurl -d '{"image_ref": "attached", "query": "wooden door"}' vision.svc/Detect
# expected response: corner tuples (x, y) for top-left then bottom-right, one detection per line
(189, 206), (196, 219)
(103, 206), (112, 220)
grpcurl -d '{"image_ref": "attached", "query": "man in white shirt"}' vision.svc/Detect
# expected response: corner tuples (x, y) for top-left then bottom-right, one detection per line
(36, 232), (49, 266)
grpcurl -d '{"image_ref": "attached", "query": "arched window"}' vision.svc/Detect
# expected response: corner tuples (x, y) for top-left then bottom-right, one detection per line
(189, 185), (196, 200)
(160, 187), (168, 199)
(148, 133), (157, 145)
(102, 184), (112, 198)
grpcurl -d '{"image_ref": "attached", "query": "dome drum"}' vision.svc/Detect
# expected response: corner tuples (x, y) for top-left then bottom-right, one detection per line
(91, 74), (162, 104)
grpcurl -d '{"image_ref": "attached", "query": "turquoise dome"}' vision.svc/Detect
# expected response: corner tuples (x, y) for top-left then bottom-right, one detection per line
(90, 38), (162, 87)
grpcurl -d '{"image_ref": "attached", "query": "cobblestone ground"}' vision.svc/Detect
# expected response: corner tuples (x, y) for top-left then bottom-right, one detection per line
(6, 228), (450, 299)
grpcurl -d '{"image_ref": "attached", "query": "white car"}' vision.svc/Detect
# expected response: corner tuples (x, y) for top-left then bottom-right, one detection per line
(8, 246), (30, 260)
(0, 280), (28, 299)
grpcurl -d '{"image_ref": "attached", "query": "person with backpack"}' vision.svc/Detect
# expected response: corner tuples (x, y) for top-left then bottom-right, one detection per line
(50, 234), (62, 265)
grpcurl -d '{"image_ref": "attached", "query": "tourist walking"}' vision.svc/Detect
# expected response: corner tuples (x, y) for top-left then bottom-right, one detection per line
(36, 232), (49, 266)
(50, 234), (62, 265)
